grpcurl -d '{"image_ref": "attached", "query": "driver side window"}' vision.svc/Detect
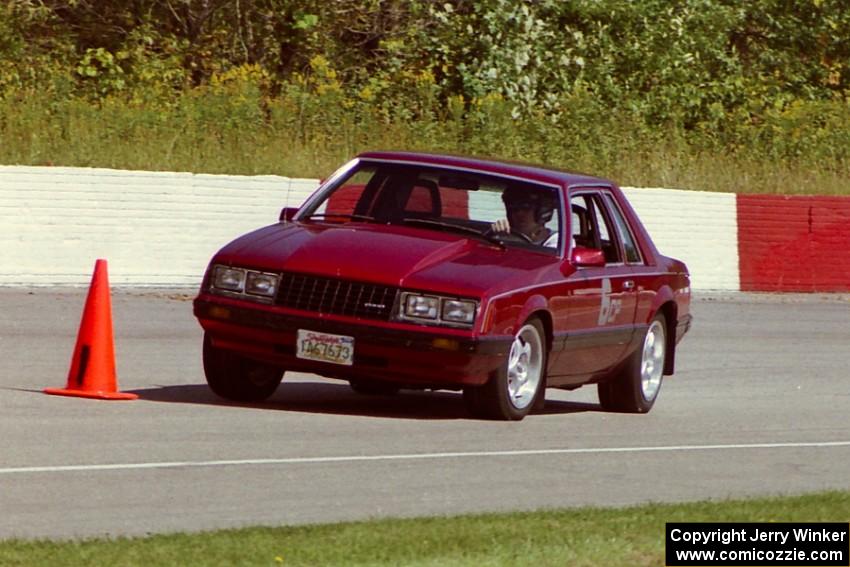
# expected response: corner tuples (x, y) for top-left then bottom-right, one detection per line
(569, 193), (622, 263)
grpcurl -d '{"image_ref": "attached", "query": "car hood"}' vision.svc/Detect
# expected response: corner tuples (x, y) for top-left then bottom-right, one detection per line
(213, 222), (559, 297)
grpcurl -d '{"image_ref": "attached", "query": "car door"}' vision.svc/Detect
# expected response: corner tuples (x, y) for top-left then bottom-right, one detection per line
(549, 189), (638, 380)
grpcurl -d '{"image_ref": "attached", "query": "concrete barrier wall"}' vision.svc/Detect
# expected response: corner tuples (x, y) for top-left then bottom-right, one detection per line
(3, 165), (844, 291)
(1, 166), (315, 285)
(738, 195), (850, 292)
(622, 187), (739, 292)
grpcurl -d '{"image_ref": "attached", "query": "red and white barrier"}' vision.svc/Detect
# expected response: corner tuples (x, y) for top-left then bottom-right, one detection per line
(1, 165), (848, 291)
(737, 195), (850, 292)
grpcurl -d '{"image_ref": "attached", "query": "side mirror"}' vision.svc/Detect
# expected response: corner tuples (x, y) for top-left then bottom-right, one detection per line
(571, 246), (606, 268)
(279, 206), (299, 222)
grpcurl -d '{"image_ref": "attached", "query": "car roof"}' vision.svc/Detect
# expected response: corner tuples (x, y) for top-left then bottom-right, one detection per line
(356, 151), (614, 189)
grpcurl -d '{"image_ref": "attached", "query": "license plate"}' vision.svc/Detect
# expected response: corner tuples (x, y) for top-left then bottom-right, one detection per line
(296, 330), (354, 366)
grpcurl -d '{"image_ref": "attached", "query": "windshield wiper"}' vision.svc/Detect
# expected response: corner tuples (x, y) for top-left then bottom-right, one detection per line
(399, 218), (506, 248)
(302, 213), (377, 223)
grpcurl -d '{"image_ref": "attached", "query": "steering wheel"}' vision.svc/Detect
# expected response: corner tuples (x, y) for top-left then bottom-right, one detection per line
(482, 226), (534, 244)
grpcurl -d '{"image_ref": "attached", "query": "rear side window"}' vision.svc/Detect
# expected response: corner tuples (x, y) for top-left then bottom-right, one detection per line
(604, 194), (642, 264)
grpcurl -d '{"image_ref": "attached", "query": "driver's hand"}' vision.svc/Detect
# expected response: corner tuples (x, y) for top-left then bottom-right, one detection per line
(491, 218), (510, 234)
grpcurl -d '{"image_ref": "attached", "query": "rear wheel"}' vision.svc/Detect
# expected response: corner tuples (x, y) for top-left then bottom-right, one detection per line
(598, 314), (666, 413)
(203, 334), (284, 402)
(464, 318), (547, 420)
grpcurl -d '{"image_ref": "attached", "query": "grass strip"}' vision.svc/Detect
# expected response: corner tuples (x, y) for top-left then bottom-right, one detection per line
(1, 491), (848, 566)
(2, 91), (848, 195)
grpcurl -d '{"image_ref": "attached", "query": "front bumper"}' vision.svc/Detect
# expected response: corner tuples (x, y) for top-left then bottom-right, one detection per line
(194, 296), (511, 387)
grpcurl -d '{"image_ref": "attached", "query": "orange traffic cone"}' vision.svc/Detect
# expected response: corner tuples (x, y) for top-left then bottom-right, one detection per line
(44, 259), (138, 400)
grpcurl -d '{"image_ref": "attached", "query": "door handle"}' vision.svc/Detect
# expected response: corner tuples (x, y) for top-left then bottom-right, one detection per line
(622, 280), (635, 291)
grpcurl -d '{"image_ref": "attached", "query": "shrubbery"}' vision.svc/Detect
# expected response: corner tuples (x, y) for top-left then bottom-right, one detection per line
(1, 0), (848, 193)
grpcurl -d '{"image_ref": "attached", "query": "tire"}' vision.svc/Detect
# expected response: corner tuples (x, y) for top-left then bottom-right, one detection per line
(349, 379), (400, 396)
(464, 318), (547, 420)
(598, 314), (666, 413)
(202, 334), (284, 402)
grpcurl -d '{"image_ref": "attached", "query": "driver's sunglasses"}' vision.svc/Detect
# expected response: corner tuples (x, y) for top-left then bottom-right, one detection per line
(507, 202), (535, 212)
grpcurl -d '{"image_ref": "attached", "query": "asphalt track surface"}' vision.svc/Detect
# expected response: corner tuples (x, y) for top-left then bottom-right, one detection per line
(1, 289), (849, 540)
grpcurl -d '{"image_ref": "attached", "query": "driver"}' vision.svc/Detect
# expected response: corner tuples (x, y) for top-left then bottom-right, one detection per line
(491, 186), (558, 247)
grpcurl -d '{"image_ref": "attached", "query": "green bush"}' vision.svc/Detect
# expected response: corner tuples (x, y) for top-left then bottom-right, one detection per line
(0, 0), (848, 193)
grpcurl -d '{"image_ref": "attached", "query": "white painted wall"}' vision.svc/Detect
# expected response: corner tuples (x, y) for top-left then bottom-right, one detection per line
(0, 166), (737, 289)
(622, 187), (739, 291)
(1, 166), (315, 285)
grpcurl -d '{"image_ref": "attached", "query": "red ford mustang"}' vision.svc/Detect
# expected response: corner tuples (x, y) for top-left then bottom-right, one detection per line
(194, 152), (692, 420)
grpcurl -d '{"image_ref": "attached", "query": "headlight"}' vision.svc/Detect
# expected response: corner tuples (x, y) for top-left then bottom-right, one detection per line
(404, 294), (439, 320)
(441, 299), (476, 324)
(210, 265), (278, 302)
(400, 292), (478, 327)
(212, 266), (245, 292)
(246, 271), (280, 297)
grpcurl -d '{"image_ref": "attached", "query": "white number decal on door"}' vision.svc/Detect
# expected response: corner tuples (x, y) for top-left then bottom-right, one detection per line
(598, 278), (623, 325)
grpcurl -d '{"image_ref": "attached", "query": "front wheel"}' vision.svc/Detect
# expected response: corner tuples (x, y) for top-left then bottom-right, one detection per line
(464, 318), (547, 420)
(598, 314), (666, 413)
(203, 334), (284, 402)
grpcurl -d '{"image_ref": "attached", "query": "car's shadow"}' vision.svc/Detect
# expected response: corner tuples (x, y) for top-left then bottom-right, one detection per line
(125, 382), (602, 420)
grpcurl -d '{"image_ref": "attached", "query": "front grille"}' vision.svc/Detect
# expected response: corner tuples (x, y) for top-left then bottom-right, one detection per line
(276, 272), (398, 321)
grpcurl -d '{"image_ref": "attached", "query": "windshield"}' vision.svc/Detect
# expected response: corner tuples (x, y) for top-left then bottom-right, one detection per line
(298, 161), (562, 253)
